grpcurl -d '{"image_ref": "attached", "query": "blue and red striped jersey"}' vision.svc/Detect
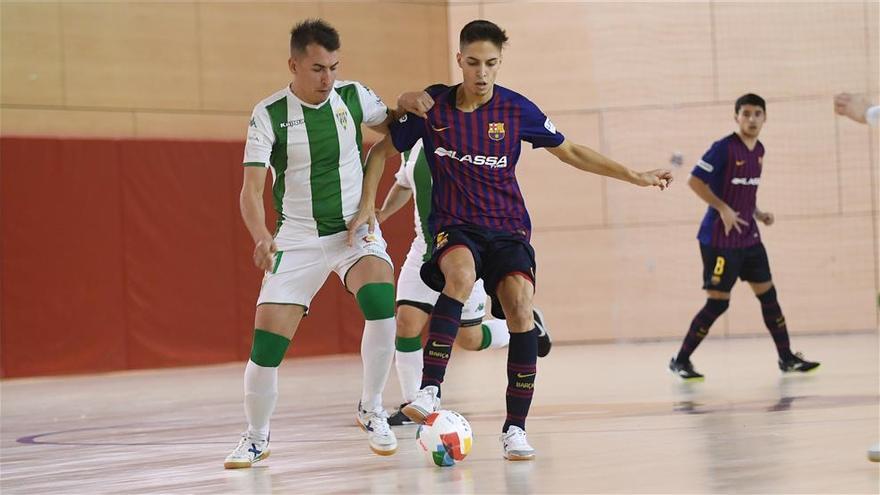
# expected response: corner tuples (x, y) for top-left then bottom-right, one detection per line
(389, 84), (564, 240)
(692, 133), (764, 249)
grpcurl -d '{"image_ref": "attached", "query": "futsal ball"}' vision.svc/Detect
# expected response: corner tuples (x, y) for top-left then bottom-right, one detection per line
(415, 410), (473, 466)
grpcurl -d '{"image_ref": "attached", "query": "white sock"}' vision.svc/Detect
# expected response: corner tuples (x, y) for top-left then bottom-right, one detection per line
(361, 317), (396, 411)
(244, 359), (277, 438)
(395, 348), (423, 403)
(482, 319), (511, 349)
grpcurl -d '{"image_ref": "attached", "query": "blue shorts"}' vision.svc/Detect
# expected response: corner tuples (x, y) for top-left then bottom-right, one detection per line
(420, 225), (536, 320)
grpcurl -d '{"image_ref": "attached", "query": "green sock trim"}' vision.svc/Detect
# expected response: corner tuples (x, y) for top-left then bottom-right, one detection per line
(478, 324), (492, 350)
(396, 335), (422, 352)
(250, 328), (291, 367)
(356, 283), (395, 321)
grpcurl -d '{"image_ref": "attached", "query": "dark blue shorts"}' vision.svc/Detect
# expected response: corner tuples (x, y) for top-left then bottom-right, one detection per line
(700, 242), (772, 292)
(420, 224), (536, 320)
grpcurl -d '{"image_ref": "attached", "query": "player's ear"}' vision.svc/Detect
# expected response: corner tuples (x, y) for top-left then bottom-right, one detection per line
(456, 52), (462, 69)
(288, 57), (296, 75)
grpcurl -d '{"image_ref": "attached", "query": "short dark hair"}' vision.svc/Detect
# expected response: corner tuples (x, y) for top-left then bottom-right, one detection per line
(735, 93), (766, 114)
(290, 19), (340, 55)
(459, 20), (508, 50)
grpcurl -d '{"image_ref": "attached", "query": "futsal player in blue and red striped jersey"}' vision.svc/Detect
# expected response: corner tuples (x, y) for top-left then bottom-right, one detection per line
(669, 93), (820, 381)
(350, 20), (673, 460)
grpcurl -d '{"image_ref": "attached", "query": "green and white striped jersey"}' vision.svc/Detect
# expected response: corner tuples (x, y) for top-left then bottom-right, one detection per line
(244, 80), (387, 245)
(395, 139), (434, 262)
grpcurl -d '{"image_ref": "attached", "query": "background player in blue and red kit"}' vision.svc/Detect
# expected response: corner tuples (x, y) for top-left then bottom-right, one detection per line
(669, 93), (820, 381)
(350, 20), (673, 460)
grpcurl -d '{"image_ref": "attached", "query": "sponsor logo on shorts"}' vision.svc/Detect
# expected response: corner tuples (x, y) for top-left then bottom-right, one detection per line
(710, 275), (721, 285)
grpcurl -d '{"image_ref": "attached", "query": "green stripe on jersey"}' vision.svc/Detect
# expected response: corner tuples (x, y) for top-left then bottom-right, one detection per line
(335, 84), (364, 162)
(303, 103), (345, 237)
(266, 98), (288, 233)
(413, 149), (434, 261)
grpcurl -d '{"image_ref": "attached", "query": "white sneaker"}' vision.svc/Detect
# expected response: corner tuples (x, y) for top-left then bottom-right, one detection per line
(501, 426), (535, 461)
(357, 403), (398, 456)
(401, 386), (440, 424)
(224, 431), (270, 469)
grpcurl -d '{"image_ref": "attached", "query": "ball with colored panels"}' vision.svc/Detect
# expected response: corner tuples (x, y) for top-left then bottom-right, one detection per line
(415, 410), (473, 466)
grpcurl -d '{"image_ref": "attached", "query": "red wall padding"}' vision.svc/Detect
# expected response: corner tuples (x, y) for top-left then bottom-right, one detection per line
(0, 137), (410, 378)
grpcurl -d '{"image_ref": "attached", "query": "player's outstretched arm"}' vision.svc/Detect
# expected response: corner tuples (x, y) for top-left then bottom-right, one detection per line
(688, 175), (748, 235)
(833, 93), (878, 125)
(347, 135), (401, 246)
(546, 139), (673, 190)
(240, 167), (276, 271)
(377, 183), (413, 224)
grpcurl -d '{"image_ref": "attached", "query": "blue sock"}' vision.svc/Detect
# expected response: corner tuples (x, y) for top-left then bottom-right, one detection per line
(420, 293), (463, 396)
(503, 329), (538, 432)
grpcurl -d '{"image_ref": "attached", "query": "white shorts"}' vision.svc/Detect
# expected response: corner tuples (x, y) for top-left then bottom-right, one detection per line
(396, 241), (487, 323)
(256, 224), (393, 310)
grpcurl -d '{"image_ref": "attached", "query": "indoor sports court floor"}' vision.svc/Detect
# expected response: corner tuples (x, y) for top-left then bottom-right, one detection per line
(2, 332), (878, 494)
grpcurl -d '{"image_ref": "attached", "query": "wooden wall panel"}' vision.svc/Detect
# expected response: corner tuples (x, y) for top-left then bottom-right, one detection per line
(198, 2), (320, 112)
(61, 2), (201, 109)
(757, 99), (839, 217)
(133, 112), (247, 141)
(532, 224), (706, 342)
(602, 104), (732, 225)
(0, 108), (135, 138)
(518, 113), (605, 229)
(836, 112), (877, 214)
(483, 2), (714, 111)
(0, 2), (64, 106)
(714, 2), (869, 100)
(869, 1), (879, 94)
(325, 2), (450, 106)
(726, 215), (878, 335)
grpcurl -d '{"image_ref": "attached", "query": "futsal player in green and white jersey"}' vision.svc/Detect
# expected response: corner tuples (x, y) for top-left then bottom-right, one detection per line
(225, 19), (421, 468)
(377, 137), (552, 426)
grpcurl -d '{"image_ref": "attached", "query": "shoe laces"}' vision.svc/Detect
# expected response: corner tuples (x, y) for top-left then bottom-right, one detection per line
(502, 426), (530, 449)
(233, 432), (265, 454)
(364, 409), (392, 436)
(419, 385), (439, 401)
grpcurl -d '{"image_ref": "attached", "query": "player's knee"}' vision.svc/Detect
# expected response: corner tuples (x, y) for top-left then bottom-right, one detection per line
(356, 283), (395, 321)
(456, 324), (483, 350)
(706, 298), (730, 315)
(756, 285), (777, 304)
(395, 313), (424, 338)
(442, 267), (476, 300)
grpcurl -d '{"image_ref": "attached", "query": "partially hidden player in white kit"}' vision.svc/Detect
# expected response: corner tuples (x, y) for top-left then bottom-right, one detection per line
(224, 19), (424, 468)
(376, 136), (553, 426)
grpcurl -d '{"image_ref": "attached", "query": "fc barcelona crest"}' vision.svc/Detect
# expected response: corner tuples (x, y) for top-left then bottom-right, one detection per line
(488, 122), (505, 141)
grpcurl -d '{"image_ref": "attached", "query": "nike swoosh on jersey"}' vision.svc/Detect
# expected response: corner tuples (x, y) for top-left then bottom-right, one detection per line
(431, 126), (450, 132)
(735, 160), (745, 166)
